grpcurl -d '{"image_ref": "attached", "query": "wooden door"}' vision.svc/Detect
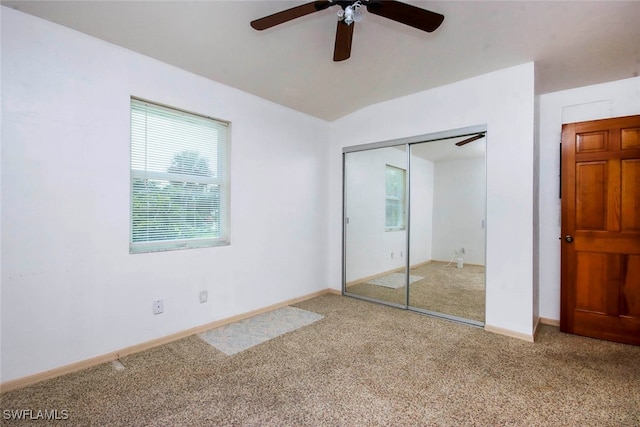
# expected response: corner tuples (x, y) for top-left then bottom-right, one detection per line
(561, 115), (640, 345)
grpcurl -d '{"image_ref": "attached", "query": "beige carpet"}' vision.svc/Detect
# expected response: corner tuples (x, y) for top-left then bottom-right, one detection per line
(1, 294), (639, 426)
(349, 261), (485, 322)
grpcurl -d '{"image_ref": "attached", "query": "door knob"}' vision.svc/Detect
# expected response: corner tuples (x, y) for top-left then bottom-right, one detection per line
(565, 235), (574, 243)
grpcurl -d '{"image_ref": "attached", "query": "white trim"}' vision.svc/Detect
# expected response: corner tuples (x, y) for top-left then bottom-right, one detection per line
(484, 324), (535, 342)
(539, 317), (560, 327)
(0, 289), (338, 393)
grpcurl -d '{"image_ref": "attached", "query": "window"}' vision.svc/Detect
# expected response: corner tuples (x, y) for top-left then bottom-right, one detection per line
(130, 98), (229, 253)
(385, 165), (405, 231)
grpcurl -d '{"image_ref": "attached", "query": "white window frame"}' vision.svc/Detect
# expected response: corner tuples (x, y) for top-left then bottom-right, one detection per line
(385, 164), (406, 231)
(129, 97), (230, 253)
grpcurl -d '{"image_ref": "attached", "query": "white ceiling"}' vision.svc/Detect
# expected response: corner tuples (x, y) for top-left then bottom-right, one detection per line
(3, 1), (639, 121)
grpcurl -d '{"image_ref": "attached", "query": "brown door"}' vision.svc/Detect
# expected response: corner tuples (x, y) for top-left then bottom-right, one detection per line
(560, 115), (640, 345)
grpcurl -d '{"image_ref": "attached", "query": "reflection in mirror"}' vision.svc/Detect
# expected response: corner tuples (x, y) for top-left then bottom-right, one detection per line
(408, 136), (486, 323)
(344, 147), (407, 307)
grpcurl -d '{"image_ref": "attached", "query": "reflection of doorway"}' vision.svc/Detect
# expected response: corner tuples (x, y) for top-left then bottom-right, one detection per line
(560, 115), (640, 345)
(343, 126), (486, 326)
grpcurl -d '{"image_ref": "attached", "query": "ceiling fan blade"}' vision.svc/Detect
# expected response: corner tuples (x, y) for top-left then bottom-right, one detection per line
(455, 133), (485, 147)
(251, 1), (333, 30)
(333, 21), (354, 61)
(366, 1), (444, 33)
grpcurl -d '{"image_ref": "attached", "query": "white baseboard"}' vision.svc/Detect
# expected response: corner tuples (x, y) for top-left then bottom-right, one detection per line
(539, 317), (560, 327)
(0, 288), (337, 393)
(484, 324), (535, 342)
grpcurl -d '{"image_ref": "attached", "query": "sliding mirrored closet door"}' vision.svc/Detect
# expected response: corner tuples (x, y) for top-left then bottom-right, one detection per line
(343, 129), (486, 326)
(407, 138), (486, 325)
(344, 146), (408, 307)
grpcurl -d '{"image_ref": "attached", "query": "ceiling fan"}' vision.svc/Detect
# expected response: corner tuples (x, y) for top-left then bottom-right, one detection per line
(250, 1), (445, 61)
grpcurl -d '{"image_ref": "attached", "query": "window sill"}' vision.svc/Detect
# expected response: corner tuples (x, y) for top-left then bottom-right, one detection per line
(130, 239), (230, 254)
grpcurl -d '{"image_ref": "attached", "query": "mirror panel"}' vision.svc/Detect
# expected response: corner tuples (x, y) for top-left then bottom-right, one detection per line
(344, 147), (407, 306)
(408, 137), (486, 322)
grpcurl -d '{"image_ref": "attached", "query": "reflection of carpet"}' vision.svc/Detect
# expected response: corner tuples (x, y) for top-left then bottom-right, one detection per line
(350, 262), (485, 321)
(368, 273), (424, 289)
(198, 306), (323, 355)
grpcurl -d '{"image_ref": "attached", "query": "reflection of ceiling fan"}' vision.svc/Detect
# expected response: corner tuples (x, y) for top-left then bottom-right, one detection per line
(250, 1), (445, 61)
(455, 133), (486, 147)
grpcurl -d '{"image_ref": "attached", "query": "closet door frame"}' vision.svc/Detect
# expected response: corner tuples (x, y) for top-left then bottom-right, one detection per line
(342, 125), (487, 326)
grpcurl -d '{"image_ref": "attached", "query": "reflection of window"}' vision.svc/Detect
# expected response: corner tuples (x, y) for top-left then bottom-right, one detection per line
(385, 165), (405, 231)
(130, 98), (230, 253)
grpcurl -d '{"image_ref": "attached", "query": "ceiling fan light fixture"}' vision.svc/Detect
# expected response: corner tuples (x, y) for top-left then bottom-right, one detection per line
(353, 9), (363, 23)
(340, 1), (362, 26)
(344, 6), (354, 25)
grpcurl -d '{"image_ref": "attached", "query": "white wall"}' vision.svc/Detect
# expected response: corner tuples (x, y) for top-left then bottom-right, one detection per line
(8, 4), (634, 384)
(344, 148), (433, 282)
(0, 8), (329, 383)
(344, 148), (405, 282)
(409, 155), (434, 267)
(431, 157), (486, 266)
(330, 63), (536, 337)
(537, 76), (640, 321)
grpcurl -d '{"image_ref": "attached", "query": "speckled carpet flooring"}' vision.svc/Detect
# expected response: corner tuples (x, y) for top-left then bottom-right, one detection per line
(2, 294), (639, 426)
(348, 261), (486, 322)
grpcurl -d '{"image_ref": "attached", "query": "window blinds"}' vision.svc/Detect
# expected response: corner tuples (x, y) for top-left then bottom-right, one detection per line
(130, 98), (229, 253)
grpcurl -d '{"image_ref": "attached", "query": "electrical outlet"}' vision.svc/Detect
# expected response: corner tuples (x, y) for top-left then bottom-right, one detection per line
(199, 290), (208, 304)
(153, 299), (163, 315)
(461, 247), (465, 255)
